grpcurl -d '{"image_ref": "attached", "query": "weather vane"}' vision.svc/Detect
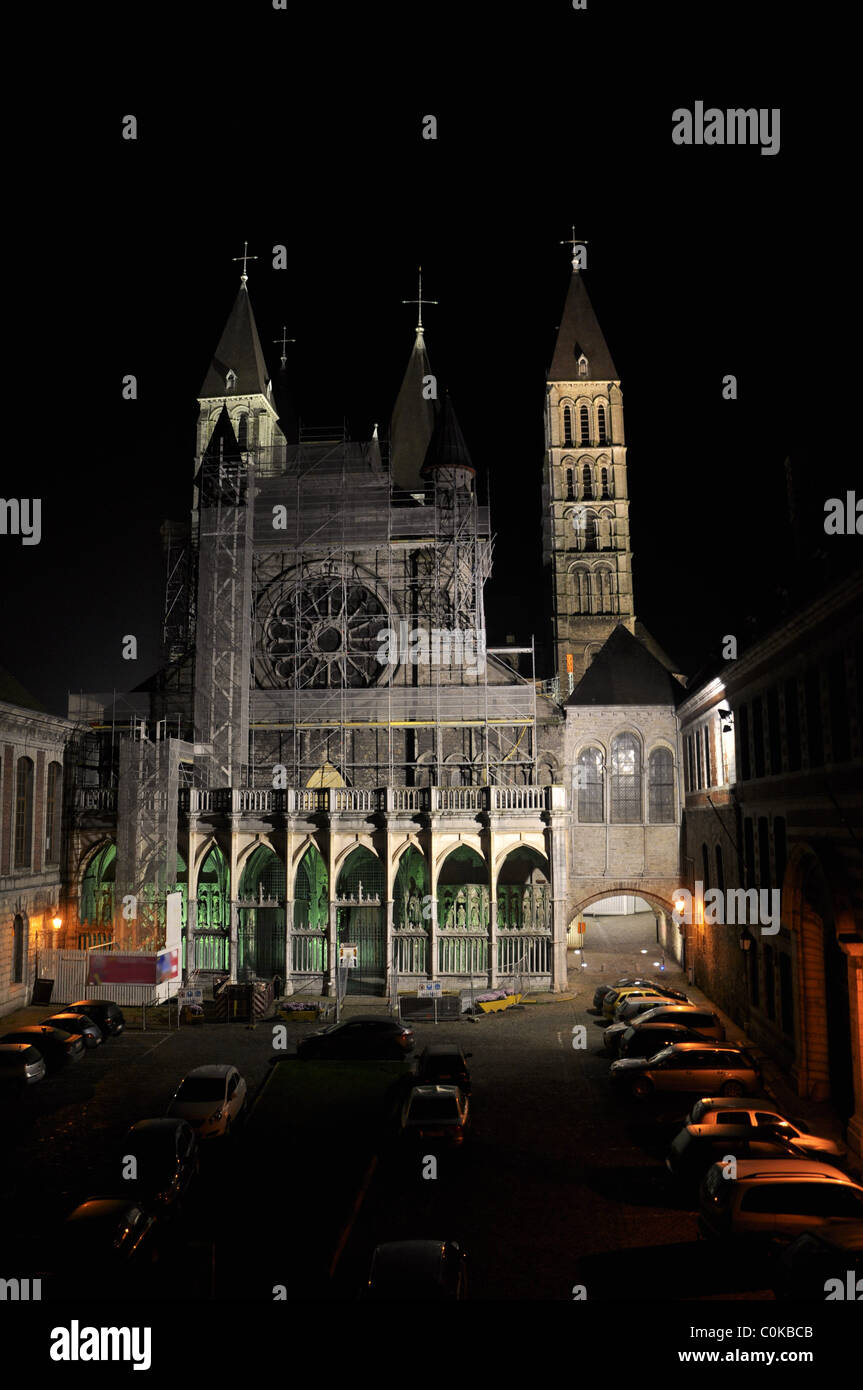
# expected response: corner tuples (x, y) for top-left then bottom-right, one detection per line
(402, 265), (438, 333)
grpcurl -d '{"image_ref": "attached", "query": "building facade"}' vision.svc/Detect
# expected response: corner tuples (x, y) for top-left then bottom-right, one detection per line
(679, 571), (863, 1155)
(0, 699), (73, 1015)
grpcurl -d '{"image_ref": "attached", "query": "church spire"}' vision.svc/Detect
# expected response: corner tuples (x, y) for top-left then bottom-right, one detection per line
(390, 267), (439, 491)
(548, 250), (617, 382)
(199, 273), (271, 400)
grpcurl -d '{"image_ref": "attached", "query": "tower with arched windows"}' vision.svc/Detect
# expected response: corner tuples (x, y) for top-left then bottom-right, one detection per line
(542, 253), (635, 687)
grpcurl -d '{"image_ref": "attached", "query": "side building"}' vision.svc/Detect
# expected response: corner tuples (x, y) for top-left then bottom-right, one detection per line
(679, 569), (863, 1157)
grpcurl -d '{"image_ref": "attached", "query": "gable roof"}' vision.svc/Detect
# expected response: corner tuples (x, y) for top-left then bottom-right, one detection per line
(565, 624), (686, 706)
(549, 271), (618, 382)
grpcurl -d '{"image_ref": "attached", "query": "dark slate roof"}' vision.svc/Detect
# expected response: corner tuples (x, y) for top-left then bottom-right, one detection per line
(549, 272), (618, 382)
(199, 285), (271, 398)
(390, 330), (438, 490)
(565, 624), (686, 706)
(421, 393), (475, 477)
(0, 667), (46, 712)
(633, 621), (683, 675)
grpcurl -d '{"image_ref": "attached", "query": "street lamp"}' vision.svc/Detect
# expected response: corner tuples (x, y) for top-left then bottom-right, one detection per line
(51, 915), (62, 931)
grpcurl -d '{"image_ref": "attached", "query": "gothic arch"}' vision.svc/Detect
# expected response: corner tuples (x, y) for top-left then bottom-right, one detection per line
(333, 836), (379, 875)
(434, 839), (485, 876)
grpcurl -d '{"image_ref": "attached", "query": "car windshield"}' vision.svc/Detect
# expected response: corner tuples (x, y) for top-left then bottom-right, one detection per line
(175, 1079), (224, 1102)
(408, 1097), (459, 1122)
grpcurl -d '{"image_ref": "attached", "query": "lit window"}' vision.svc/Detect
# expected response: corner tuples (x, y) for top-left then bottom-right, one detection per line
(648, 748), (674, 822)
(577, 748), (603, 822)
(611, 734), (641, 823)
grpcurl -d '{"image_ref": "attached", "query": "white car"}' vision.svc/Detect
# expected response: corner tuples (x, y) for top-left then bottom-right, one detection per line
(686, 1097), (846, 1163)
(166, 1064), (247, 1139)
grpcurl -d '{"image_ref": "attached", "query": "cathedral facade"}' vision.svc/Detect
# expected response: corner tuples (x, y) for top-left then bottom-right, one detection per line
(61, 253), (686, 1000)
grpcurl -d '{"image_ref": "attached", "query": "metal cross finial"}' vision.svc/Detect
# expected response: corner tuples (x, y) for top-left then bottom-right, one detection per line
(402, 264), (438, 333)
(560, 228), (588, 270)
(232, 240), (258, 284)
(274, 326), (296, 369)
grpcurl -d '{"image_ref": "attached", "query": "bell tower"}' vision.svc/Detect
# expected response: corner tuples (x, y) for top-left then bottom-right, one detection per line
(542, 240), (635, 690)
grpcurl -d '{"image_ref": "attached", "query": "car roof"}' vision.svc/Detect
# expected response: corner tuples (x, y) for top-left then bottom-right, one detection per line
(687, 1124), (790, 1140)
(421, 1044), (464, 1057)
(717, 1159), (858, 1183)
(1, 1025), (70, 1038)
(408, 1084), (462, 1099)
(0, 1042), (39, 1054)
(66, 1198), (139, 1222)
(694, 1096), (781, 1112)
(127, 1118), (190, 1135)
(181, 1064), (235, 1079)
(371, 1240), (449, 1273)
(634, 1005), (713, 1024)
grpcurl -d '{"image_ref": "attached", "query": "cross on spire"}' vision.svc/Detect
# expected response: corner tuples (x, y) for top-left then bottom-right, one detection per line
(273, 326), (296, 369)
(232, 240), (258, 285)
(402, 265), (438, 333)
(560, 228), (588, 271)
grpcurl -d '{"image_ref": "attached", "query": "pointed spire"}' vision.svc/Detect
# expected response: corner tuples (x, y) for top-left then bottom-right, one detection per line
(421, 393), (475, 478)
(199, 282), (272, 399)
(549, 249), (618, 381)
(390, 276), (439, 489)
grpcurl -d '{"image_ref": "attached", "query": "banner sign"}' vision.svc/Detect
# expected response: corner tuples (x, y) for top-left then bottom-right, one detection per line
(87, 953), (158, 986)
(156, 948), (180, 983)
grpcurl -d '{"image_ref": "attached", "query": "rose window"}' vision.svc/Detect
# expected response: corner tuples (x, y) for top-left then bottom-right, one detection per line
(261, 573), (394, 688)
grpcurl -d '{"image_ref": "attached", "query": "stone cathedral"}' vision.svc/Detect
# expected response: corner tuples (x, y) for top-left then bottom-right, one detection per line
(65, 248), (688, 997)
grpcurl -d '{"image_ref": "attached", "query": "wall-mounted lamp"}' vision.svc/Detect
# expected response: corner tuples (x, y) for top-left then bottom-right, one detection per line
(51, 915), (62, 931)
(738, 925), (753, 952)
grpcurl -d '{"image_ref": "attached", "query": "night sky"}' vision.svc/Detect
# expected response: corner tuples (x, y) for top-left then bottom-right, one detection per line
(3, 5), (852, 714)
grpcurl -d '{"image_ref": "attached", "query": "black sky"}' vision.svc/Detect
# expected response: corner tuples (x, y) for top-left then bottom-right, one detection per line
(3, 4), (853, 714)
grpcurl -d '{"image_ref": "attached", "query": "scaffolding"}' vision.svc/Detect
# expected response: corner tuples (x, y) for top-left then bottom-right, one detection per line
(242, 420), (537, 789)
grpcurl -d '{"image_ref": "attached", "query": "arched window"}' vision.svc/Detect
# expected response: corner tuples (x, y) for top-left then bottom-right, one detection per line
(648, 747), (674, 822)
(611, 733), (641, 823)
(581, 463), (593, 500)
(579, 404), (590, 445)
(562, 406), (573, 446)
(45, 761), (62, 864)
(577, 748), (603, 822)
(237, 412), (249, 449)
(594, 567), (613, 613)
(582, 512), (597, 551)
(565, 468), (574, 500)
(600, 466), (611, 499)
(597, 515), (611, 551)
(12, 914), (25, 983)
(14, 756), (34, 868)
(597, 404), (608, 445)
(577, 355), (588, 378)
(572, 568), (591, 612)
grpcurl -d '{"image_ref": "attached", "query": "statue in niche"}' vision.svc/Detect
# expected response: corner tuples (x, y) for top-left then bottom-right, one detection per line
(407, 877), (421, 927)
(442, 892), (454, 929)
(317, 885), (328, 929)
(456, 889), (466, 928)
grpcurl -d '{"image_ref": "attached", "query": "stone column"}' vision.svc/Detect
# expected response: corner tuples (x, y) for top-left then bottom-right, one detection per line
(843, 944), (863, 1160)
(227, 822), (241, 984)
(548, 786), (569, 991)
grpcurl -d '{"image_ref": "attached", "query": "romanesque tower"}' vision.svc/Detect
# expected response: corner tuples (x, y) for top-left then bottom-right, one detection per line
(542, 246), (635, 690)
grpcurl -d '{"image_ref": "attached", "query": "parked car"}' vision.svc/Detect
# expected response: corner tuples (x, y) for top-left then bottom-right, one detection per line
(68, 1000), (126, 1038)
(604, 1004), (726, 1055)
(166, 1064), (247, 1138)
(614, 994), (692, 1023)
(772, 1222), (863, 1300)
(592, 977), (658, 1011)
(0, 1025), (85, 1071)
(0, 1042), (47, 1095)
(362, 1240), (468, 1300)
(117, 1119), (199, 1210)
(400, 1085), (470, 1146)
(60, 1198), (165, 1292)
(297, 1016), (414, 1061)
(627, 1003), (726, 1038)
(686, 1097), (846, 1163)
(698, 1159), (863, 1244)
(41, 1012), (103, 1049)
(610, 1042), (762, 1098)
(415, 1044), (472, 1095)
(666, 1123), (809, 1184)
(602, 984), (689, 1019)
(618, 1023), (725, 1060)
(603, 1007), (675, 1054)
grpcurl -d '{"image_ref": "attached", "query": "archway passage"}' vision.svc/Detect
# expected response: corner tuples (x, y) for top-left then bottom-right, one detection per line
(567, 888), (679, 968)
(193, 844), (229, 973)
(393, 846), (430, 975)
(238, 845), (286, 983)
(336, 847), (385, 995)
(79, 842), (116, 945)
(437, 845), (489, 977)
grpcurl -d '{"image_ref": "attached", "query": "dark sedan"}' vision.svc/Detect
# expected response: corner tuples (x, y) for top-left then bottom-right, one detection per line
(116, 1119), (199, 1211)
(297, 1015), (414, 1060)
(617, 1023), (722, 1060)
(59, 1198), (166, 1294)
(69, 1000), (126, 1038)
(415, 1044), (472, 1095)
(0, 1025), (85, 1071)
(41, 1012), (103, 1049)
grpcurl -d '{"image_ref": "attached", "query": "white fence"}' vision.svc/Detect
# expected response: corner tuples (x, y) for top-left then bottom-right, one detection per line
(34, 950), (174, 1008)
